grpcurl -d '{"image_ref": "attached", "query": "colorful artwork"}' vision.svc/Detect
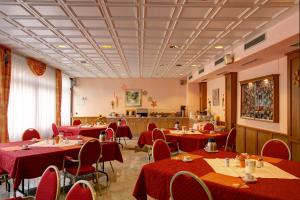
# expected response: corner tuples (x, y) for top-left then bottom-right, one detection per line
(241, 77), (275, 121)
(125, 89), (142, 107)
(212, 89), (220, 106)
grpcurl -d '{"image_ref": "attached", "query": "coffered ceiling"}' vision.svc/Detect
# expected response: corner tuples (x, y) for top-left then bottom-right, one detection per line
(0, 0), (298, 78)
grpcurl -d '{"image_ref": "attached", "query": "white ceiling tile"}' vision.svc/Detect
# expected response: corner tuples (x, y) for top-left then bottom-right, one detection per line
(94, 37), (114, 43)
(18, 37), (40, 43)
(68, 37), (89, 43)
(146, 6), (175, 18)
(249, 7), (288, 18)
(43, 37), (64, 43)
(176, 20), (202, 29)
(1, 29), (28, 36)
(206, 20), (235, 29)
(15, 19), (45, 27)
(181, 7), (212, 18)
(33, 6), (66, 16)
(109, 6), (137, 17)
(88, 29), (111, 37)
(81, 20), (106, 28)
(113, 20), (138, 29)
(117, 30), (138, 37)
(60, 29), (82, 36)
(31, 29), (55, 36)
(76, 44), (93, 49)
(145, 30), (166, 37)
(71, 6), (102, 17)
(0, 5), (31, 16)
(215, 7), (250, 18)
(145, 20), (170, 29)
(48, 19), (76, 27)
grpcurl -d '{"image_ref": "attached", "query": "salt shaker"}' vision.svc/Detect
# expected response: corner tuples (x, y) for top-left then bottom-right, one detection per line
(224, 158), (230, 167)
(257, 157), (264, 168)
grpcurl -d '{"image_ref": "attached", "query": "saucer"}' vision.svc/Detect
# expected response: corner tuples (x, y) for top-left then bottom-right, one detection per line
(242, 177), (257, 183)
(204, 148), (219, 153)
(182, 158), (192, 162)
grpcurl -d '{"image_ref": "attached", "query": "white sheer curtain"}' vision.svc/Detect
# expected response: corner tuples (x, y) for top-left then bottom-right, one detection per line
(61, 74), (71, 125)
(8, 54), (56, 141)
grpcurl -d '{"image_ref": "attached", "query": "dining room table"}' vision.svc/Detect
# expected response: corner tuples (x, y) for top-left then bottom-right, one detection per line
(138, 129), (228, 152)
(58, 124), (107, 138)
(0, 136), (123, 193)
(116, 125), (133, 139)
(133, 150), (300, 200)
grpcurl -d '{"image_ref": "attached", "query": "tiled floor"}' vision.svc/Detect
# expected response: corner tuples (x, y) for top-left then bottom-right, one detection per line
(0, 138), (152, 200)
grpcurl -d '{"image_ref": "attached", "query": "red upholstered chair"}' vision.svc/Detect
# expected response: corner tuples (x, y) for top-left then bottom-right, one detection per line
(73, 119), (82, 126)
(170, 171), (213, 200)
(261, 139), (291, 160)
(6, 166), (60, 200)
(152, 139), (171, 162)
(108, 122), (118, 134)
(105, 128), (115, 141)
(203, 123), (214, 131)
(120, 118), (127, 126)
(22, 128), (41, 141)
(147, 122), (157, 131)
(224, 127), (236, 152)
(65, 180), (96, 200)
(63, 139), (102, 191)
(148, 128), (179, 162)
(52, 123), (60, 137)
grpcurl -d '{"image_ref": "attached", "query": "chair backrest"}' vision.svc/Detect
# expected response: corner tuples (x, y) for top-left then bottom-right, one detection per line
(147, 122), (157, 131)
(52, 123), (59, 137)
(152, 128), (166, 142)
(203, 123), (214, 131)
(35, 165), (60, 200)
(224, 127), (236, 151)
(152, 139), (171, 162)
(73, 119), (81, 126)
(108, 122), (118, 133)
(78, 139), (102, 172)
(65, 180), (96, 200)
(261, 139), (291, 160)
(105, 128), (115, 141)
(120, 118), (127, 126)
(22, 128), (41, 141)
(170, 171), (213, 200)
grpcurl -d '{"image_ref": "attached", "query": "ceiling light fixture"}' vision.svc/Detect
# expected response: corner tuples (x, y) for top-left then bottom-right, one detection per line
(176, 64), (182, 67)
(214, 45), (224, 49)
(191, 64), (197, 67)
(57, 44), (67, 48)
(99, 45), (112, 49)
(169, 45), (179, 49)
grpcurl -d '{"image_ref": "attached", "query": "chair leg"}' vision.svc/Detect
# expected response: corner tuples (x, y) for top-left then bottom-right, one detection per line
(27, 179), (29, 196)
(123, 138), (127, 145)
(109, 161), (114, 173)
(63, 172), (66, 193)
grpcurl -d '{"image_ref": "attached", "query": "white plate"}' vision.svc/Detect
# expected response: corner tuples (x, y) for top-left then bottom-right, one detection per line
(242, 177), (257, 183)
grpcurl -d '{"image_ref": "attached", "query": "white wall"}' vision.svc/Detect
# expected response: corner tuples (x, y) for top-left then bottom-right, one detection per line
(237, 57), (288, 134)
(73, 78), (186, 116)
(186, 82), (200, 116)
(207, 76), (226, 121)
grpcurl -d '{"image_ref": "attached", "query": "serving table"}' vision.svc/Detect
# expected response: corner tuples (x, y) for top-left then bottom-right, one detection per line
(138, 130), (228, 152)
(0, 136), (123, 193)
(58, 125), (107, 138)
(133, 150), (300, 200)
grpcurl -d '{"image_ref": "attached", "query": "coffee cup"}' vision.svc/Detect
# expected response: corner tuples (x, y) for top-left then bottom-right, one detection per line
(245, 173), (254, 181)
(245, 159), (256, 173)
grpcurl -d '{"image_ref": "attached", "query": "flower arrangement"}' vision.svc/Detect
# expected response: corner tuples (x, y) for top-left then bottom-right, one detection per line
(95, 114), (107, 125)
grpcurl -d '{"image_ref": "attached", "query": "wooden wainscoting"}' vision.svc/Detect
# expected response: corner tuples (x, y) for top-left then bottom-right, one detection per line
(236, 124), (288, 156)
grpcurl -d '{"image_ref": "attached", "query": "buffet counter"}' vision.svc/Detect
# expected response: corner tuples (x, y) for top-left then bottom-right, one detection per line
(71, 116), (189, 137)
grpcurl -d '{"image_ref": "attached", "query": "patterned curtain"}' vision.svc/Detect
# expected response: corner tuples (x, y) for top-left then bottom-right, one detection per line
(27, 57), (46, 76)
(55, 69), (62, 126)
(0, 45), (11, 143)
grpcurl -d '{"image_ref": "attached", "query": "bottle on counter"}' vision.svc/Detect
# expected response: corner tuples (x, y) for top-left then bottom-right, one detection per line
(174, 121), (180, 130)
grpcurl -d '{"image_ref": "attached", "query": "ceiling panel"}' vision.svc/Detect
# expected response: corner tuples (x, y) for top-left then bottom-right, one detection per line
(0, 0), (297, 78)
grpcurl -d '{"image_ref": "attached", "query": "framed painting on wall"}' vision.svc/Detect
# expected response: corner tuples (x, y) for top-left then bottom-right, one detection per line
(212, 88), (220, 106)
(125, 89), (142, 107)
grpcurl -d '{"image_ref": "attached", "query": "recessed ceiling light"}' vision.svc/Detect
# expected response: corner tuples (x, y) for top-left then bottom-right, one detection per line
(57, 44), (67, 48)
(169, 45), (179, 49)
(99, 45), (112, 49)
(215, 45), (224, 49)
(179, 73), (184, 76)
(191, 64), (197, 67)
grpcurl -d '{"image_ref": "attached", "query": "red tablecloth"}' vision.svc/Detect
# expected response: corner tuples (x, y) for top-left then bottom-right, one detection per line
(116, 126), (133, 139)
(58, 126), (107, 138)
(0, 139), (122, 191)
(138, 130), (228, 152)
(133, 150), (300, 200)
